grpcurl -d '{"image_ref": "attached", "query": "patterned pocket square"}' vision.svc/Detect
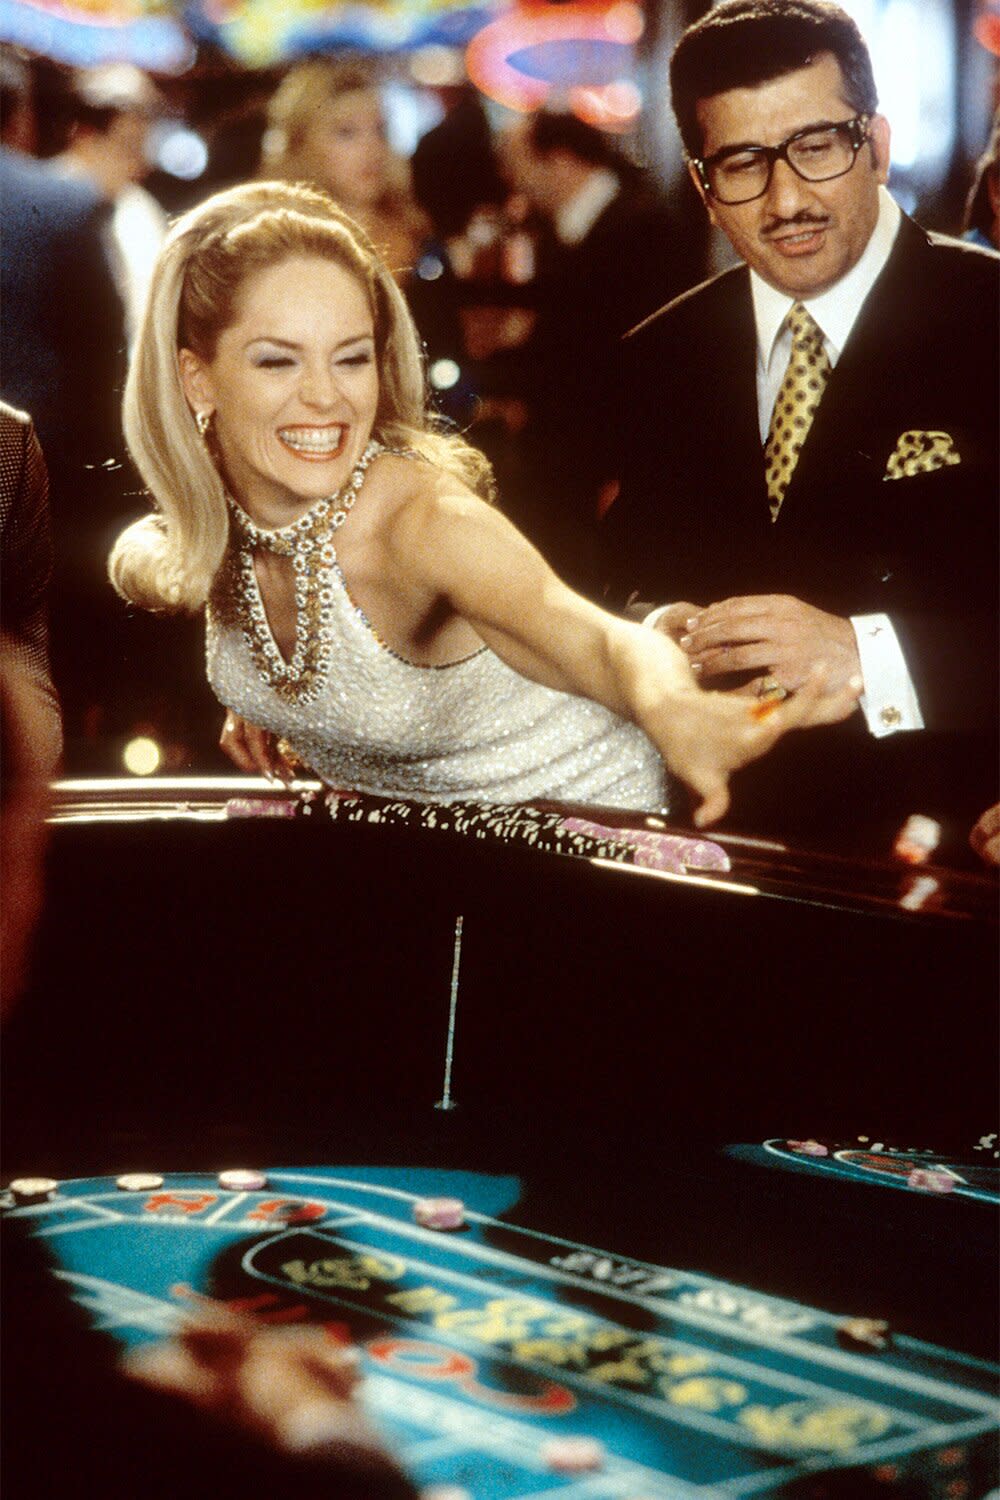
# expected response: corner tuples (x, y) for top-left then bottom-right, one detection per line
(883, 429), (961, 480)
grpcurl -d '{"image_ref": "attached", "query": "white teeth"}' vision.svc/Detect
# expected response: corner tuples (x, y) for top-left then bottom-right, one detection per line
(278, 426), (345, 454)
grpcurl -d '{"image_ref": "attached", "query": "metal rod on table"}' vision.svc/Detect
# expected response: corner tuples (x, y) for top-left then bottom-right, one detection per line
(435, 914), (463, 1111)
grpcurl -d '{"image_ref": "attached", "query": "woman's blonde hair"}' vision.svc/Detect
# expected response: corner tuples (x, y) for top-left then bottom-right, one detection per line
(109, 180), (493, 613)
(261, 59), (381, 191)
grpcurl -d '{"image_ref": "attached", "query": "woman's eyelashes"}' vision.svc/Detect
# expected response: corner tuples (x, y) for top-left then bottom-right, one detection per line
(251, 349), (372, 371)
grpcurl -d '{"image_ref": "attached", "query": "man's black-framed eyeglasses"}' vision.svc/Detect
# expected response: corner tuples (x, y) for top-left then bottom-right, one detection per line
(692, 115), (872, 205)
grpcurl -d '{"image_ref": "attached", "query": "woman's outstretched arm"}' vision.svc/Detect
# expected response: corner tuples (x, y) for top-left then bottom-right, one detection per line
(391, 474), (860, 826)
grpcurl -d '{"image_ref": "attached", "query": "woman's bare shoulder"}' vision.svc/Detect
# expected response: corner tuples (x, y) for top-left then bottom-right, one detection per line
(371, 450), (484, 529)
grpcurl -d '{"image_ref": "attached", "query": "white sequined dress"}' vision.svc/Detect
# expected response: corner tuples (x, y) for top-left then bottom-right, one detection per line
(207, 554), (669, 814)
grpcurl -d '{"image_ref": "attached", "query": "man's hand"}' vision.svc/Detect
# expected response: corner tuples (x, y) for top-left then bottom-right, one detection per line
(648, 601), (703, 643)
(675, 594), (862, 707)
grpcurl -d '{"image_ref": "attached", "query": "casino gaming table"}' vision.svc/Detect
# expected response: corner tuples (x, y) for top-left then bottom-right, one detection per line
(3, 779), (997, 1498)
(5, 1160), (997, 1499)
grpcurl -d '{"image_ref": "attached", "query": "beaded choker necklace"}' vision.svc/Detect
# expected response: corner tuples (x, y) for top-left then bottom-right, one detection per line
(225, 439), (383, 703)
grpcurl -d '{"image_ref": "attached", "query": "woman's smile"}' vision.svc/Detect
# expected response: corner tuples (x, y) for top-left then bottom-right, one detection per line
(276, 423), (349, 460)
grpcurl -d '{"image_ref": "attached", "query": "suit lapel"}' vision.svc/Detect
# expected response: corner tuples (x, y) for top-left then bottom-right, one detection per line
(707, 269), (769, 516)
(777, 216), (925, 515)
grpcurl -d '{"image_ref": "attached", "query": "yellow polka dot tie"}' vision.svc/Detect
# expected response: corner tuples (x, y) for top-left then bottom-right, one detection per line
(764, 303), (832, 522)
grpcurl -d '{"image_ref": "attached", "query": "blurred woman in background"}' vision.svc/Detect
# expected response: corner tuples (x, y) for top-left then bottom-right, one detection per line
(260, 59), (426, 279)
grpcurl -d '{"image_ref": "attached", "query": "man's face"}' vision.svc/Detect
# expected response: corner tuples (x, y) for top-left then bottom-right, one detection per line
(691, 52), (890, 297)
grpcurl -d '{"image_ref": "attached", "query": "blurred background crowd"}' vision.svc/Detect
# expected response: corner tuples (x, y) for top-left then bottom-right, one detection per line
(2, 0), (998, 778)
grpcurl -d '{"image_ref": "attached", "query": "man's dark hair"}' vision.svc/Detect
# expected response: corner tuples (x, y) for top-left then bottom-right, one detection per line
(670, 0), (878, 159)
(526, 110), (619, 170)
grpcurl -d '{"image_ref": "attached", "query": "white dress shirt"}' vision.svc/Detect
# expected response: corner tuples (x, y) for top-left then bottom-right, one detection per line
(750, 187), (923, 736)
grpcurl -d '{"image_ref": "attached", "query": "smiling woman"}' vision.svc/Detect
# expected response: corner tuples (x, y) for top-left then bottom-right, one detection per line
(177, 258), (381, 530)
(109, 181), (860, 825)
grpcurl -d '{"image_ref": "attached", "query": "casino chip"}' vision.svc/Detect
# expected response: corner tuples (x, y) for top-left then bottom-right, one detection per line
(217, 1169), (268, 1191)
(541, 1436), (606, 1473)
(836, 1317), (891, 1352)
(412, 1197), (465, 1230)
(8, 1177), (58, 1204)
(907, 1168), (955, 1194)
(116, 1173), (165, 1192)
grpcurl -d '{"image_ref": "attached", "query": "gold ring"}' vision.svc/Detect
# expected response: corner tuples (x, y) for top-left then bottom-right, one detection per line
(757, 677), (789, 702)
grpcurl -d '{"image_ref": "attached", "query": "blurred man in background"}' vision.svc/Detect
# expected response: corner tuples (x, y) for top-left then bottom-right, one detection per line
(500, 110), (700, 590)
(54, 63), (167, 346)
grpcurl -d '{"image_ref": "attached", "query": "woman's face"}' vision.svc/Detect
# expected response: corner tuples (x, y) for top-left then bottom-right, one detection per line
(304, 89), (389, 209)
(180, 253), (379, 524)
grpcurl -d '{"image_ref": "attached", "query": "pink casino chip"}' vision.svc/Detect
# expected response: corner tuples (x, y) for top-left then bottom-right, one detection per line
(907, 1168), (955, 1193)
(412, 1197), (465, 1230)
(541, 1436), (606, 1473)
(787, 1140), (829, 1157)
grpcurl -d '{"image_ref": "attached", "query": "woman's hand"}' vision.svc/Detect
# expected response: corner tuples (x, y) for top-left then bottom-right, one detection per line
(648, 663), (862, 827)
(219, 711), (299, 783)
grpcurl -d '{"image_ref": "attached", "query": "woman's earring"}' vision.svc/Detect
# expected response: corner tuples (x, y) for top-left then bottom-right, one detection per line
(195, 409), (213, 437)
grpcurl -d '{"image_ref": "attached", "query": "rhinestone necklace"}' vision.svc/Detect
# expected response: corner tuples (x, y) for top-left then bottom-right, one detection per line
(225, 439), (383, 703)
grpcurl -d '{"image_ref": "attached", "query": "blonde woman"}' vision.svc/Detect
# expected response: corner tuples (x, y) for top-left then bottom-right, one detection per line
(109, 182), (859, 826)
(261, 59), (426, 278)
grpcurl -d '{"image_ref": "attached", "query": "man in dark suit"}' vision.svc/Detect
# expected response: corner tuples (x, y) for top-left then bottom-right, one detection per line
(0, 52), (126, 479)
(603, 0), (998, 854)
(502, 111), (701, 588)
(0, 51), (138, 762)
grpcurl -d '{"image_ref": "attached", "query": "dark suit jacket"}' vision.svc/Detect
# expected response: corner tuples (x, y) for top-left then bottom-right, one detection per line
(505, 180), (702, 588)
(602, 214), (999, 852)
(0, 147), (126, 481)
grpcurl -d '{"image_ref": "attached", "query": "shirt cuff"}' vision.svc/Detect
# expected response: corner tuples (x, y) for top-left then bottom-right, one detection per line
(850, 614), (925, 737)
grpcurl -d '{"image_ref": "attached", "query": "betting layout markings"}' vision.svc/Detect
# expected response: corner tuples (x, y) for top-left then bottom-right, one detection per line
(263, 1173), (998, 1419)
(239, 1221), (932, 1464)
(19, 1172), (997, 1406)
(363, 1372), (702, 1500)
(29, 1170), (990, 1420)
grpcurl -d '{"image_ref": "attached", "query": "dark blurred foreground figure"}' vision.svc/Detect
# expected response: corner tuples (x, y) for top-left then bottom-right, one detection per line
(500, 111), (701, 589)
(0, 647), (416, 1500)
(1, 1246), (418, 1500)
(602, 0), (999, 857)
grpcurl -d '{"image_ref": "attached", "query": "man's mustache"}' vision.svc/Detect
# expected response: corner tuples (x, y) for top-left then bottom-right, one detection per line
(762, 211), (830, 236)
